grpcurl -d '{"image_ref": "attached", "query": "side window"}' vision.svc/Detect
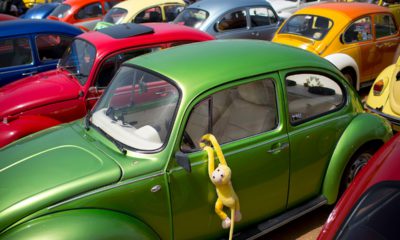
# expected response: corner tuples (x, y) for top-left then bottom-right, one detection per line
(0, 37), (32, 68)
(36, 34), (73, 62)
(75, 3), (103, 20)
(344, 17), (372, 43)
(375, 14), (397, 39)
(249, 7), (277, 27)
(216, 9), (247, 32)
(286, 73), (344, 124)
(164, 4), (184, 22)
(133, 7), (162, 23)
(95, 47), (160, 89)
(181, 79), (277, 151)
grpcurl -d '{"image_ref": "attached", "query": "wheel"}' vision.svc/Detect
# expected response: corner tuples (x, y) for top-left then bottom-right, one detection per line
(339, 148), (374, 195)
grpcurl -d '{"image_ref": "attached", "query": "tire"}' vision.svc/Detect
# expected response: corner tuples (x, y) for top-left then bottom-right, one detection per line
(339, 148), (374, 195)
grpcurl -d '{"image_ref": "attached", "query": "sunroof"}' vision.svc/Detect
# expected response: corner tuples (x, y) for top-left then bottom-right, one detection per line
(98, 23), (154, 39)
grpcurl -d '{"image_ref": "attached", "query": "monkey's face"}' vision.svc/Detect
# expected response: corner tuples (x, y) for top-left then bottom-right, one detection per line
(211, 164), (231, 185)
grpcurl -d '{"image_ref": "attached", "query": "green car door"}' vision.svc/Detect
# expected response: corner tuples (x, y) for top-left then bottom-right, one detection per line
(168, 74), (290, 239)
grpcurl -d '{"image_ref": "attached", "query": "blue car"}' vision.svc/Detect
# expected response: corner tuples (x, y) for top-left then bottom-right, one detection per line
(173, 0), (282, 41)
(21, 3), (60, 19)
(0, 19), (82, 86)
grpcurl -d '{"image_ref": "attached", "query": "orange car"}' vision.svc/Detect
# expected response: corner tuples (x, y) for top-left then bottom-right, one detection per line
(273, 3), (400, 90)
(47, 0), (123, 24)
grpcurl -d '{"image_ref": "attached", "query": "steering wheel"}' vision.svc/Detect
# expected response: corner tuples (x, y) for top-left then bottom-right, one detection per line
(183, 131), (196, 150)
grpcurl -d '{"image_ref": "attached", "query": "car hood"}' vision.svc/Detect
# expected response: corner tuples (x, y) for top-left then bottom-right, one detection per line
(273, 34), (324, 55)
(0, 70), (81, 119)
(0, 124), (122, 232)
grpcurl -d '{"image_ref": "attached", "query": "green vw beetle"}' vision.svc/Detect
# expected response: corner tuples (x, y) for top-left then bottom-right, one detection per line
(0, 40), (392, 239)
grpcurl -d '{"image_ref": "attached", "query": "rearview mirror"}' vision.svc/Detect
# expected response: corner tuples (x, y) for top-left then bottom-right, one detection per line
(175, 151), (191, 172)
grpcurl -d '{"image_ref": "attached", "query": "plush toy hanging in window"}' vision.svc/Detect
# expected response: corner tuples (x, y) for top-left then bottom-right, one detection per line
(200, 134), (242, 240)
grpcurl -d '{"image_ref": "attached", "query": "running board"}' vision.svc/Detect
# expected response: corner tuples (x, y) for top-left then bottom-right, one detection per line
(231, 195), (328, 240)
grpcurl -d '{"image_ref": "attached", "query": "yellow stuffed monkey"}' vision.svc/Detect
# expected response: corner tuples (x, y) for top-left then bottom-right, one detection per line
(200, 134), (241, 240)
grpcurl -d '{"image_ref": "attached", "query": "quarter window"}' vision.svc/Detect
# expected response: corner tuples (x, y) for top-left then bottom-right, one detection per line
(374, 14), (397, 39)
(286, 73), (343, 124)
(134, 7), (162, 23)
(344, 17), (372, 43)
(249, 7), (277, 27)
(0, 37), (32, 68)
(75, 3), (103, 20)
(36, 34), (74, 62)
(182, 79), (277, 151)
(216, 10), (247, 32)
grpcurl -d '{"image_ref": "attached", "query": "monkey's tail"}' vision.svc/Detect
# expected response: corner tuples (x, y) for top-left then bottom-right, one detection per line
(229, 208), (235, 240)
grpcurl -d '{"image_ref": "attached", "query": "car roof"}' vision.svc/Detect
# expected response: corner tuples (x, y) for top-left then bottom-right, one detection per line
(61, 0), (103, 8)
(126, 40), (340, 99)
(115, 0), (185, 12)
(188, 0), (274, 14)
(0, 19), (83, 37)
(78, 22), (213, 58)
(297, 2), (391, 20)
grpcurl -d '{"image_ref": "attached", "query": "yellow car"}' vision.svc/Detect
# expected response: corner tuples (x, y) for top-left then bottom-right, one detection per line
(23, 0), (60, 9)
(272, 2), (400, 90)
(94, 0), (185, 30)
(366, 56), (400, 131)
(345, 0), (400, 26)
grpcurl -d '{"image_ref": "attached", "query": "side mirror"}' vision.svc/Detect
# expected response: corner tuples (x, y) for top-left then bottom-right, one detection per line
(175, 151), (191, 172)
(88, 86), (98, 94)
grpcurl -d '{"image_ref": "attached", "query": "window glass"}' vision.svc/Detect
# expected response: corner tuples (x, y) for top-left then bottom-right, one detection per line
(173, 8), (209, 29)
(343, 17), (372, 43)
(336, 182), (400, 240)
(182, 79), (277, 151)
(249, 7), (277, 27)
(50, 4), (71, 18)
(95, 47), (160, 89)
(91, 66), (179, 151)
(375, 14), (397, 38)
(103, 7), (127, 24)
(164, 4), (184, 22)
(216, 10), (247, 32)
(279, 14), (333, 40)
(104, 1), (120, 11)
(0, 37), (32, 68)
(133, 7), (162, 23)
(286, 73), (343, 124)
(75, 3), (103, 20)
(36, 34), (73, 62)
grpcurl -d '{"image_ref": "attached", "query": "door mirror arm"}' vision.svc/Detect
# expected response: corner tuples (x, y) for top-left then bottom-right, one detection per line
(175, 151), (192, 172)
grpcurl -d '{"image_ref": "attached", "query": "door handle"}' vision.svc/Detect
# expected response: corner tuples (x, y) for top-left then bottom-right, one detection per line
(22, 71), (37, 76)
(267, 142), (289, 154)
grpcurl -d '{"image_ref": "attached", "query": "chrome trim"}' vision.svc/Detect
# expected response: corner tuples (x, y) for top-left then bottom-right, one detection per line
(48, 171), (164, 210)
(365, 104), (400, 126)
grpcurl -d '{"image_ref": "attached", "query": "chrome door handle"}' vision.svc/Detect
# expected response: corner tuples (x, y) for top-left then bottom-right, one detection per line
(268, 142), (289, 153)
(22, 71), (37, 76)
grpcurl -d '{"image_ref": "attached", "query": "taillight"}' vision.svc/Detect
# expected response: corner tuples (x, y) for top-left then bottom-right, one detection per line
(373, 80), (384, 96)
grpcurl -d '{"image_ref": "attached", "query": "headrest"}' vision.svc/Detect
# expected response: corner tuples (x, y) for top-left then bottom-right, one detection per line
(237, 82), (270, 105)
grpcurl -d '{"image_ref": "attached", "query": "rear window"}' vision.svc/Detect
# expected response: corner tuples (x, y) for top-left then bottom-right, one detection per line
(280, 14), (333, 40)
(103, 7), (127, 24)
(173, 8), (209, 29)
(50, 4), (71, 19)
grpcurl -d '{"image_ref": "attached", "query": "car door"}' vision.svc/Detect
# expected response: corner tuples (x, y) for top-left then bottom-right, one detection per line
(0, 35), (36, 86)
(248, 6), (281, 41)
(372, 13), (400, 80)
(168, 75), (290, 239)
(86, 46), (162, 110)
(282, 70), (351, 208)
(212, 8), (252, 39)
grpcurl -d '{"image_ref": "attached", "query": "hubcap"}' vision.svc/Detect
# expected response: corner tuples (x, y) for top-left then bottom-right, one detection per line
(345, 153), (372, 188)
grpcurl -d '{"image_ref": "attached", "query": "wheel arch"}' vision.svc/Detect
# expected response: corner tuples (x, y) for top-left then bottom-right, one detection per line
(324, 53), (360, 90)
(321, 113), (392, 204)
(1, 209), (160, 240)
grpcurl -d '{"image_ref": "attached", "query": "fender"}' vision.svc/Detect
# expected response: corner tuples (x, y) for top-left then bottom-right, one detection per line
(324, 53), (360, 89)
(0, 209), (160, 239)
(322, 113), (392, 204)
(0, 115), (61, 148)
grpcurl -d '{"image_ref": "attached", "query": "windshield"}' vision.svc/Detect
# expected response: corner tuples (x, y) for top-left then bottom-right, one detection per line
(173, 8), (209, 29)
(50, 4), (71, 18)
(58, 39), (96, 85)
(91, 66), (180, 151)
(103, 7), (128, 24)
(279, 15), (333, 40)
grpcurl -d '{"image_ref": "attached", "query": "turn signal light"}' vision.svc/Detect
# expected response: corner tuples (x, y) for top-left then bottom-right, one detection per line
(373, 80), (384, 96)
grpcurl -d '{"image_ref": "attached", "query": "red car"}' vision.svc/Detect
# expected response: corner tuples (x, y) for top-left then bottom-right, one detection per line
(0, 23), (213, 148)
(47, 0), (123, 24)
(318, 133), (400, 240)
(0, 13), (18, 21)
